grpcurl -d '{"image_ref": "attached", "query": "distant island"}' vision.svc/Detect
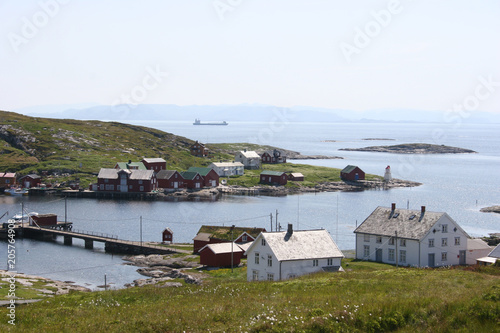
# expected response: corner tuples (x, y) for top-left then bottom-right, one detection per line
(480, 206), (500, 214)
(339, 143), (477, 154)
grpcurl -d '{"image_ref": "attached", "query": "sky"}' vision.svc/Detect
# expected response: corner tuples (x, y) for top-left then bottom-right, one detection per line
(1, 0), (499, 114)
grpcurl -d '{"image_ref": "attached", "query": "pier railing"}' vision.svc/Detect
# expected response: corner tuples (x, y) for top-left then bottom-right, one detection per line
(69, 229), (119, 240)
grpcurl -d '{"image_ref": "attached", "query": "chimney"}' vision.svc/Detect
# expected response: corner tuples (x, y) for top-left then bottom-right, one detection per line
(128, 160), (132, 164)
(391, 203), (396, 211)
(421, 206), (426, 214)
(285, 223), (293, 241)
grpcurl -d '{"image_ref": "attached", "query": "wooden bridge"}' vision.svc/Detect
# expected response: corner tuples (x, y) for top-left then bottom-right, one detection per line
(22, 225), (179, 255)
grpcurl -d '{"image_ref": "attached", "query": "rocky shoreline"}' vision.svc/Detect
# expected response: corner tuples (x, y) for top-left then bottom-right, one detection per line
(0, 270), (91, 306)
(122, 254), (205, 288)
(220, 178), (421, 196)
(340, 143), (476, 154)
(480, 205), (500, 214)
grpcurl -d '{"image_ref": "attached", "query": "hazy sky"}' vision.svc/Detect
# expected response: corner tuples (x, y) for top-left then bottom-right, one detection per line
(1, 0), (499, 113)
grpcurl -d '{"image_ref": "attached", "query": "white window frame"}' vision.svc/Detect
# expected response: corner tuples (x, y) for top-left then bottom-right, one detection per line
(364, 234), (370, 242)
(442, 224), (448, 233)
(254, 252), (259, 265)
(267, 255), (272, 267)
(441, 252), (447, 261)
(399, 250), (406, 263)
(400, 239), (406, 247)
(442, 238), (448, 247)
(376, 236), (382, 243)
(267, 273), (274, 281)
(327, 258), (333, 266)
(388, 248), (395, 261)
(429, 238), (434, 248)
(363, 245), (370, 258)
(313, 259), (319, 267)
(454, 237), (460, 246)
(252, 270), (259, 281)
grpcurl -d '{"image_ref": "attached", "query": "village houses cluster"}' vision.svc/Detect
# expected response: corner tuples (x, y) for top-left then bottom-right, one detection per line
(189, 202), (498, 282)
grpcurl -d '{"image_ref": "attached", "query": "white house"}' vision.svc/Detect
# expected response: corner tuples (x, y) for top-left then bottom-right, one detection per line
(354, 204), (470, 267)
(209, 162), (245, 177)
(235, 150), (261, 170)
(245, 224), (344, 281)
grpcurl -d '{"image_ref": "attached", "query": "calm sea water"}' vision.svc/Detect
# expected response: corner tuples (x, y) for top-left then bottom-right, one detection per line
(1, 121), (499, 289)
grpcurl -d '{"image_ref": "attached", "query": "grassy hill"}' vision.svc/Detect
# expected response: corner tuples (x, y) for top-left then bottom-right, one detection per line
(0, 259), (498, 332)
(0, 111), (384, 189)
(0, 111), (233, 187)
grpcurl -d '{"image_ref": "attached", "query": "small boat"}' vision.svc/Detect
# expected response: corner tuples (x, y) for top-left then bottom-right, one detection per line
(193, 119), (228, 126)
(7, 212), (38, 224)
(5, 188), (29, 196)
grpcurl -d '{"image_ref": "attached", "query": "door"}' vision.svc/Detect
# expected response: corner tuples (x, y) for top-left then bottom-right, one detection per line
(120, 174), (128, 192)
(459, 250), (466, 265)
(428, 253), (435, 267)
(173, 181), (178, 189)
(376, 249), (383, 263)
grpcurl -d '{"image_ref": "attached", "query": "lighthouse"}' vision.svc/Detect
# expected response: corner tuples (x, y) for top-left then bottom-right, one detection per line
(384, 165), (392, 182)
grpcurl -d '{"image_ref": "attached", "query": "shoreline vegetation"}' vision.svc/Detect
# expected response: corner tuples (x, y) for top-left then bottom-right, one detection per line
(1, 259), (498, 332)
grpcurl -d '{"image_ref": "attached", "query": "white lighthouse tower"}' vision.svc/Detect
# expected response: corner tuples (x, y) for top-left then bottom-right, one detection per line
(384, 165), (392, 182)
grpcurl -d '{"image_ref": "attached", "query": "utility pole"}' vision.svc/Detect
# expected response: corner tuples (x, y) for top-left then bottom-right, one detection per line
(65, 196), (68, 224)
(270, 213), (273, 232)
(231, 225), (235, 273)
(395, 230), (398, 268)
(275, 209), (278, 231)
(140, 216), (143, 249)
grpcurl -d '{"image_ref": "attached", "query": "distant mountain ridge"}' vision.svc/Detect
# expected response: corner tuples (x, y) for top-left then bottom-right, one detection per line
(14, 103), (500, 124)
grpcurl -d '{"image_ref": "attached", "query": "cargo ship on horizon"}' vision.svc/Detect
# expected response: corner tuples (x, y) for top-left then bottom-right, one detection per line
(193, 119), (228, 126)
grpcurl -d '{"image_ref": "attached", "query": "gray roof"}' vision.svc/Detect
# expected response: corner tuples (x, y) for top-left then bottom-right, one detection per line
(467, 238), (491, 251)
(255, 229), (344, 261)
(489, 244), (500, 259)
(98, 168), (120, 179)
(239, 151), (260, 158)
(354, 206), (463, 240)
(129, 169), (154, 180)
(142, 158), (166, 163)
(200, 242), (244, 255)
(341, 165), (361, 174)
(261, 170), (286, 176)
(98, 168), (153, 180)
(193, 232), (212, 242)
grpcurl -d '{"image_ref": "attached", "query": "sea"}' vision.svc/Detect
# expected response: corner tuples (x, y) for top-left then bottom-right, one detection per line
(1, 120), (499, 289)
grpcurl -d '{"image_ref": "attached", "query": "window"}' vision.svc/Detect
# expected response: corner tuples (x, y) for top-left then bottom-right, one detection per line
(388, 249), (395, 261)
(104, 179), (109, 183)
(139, 180), (143, 185)
(376, 236), (382, 243)
(313, 259), (319, 267)
(100, 184), (104, 190)
(400, 239), (406, 247)
(364, 234), (370, 242)
(428, 239), (434, 248)
(254, 253), (259, 265)
(252, 270), (259, 281)
(242, 235), (247, 242)
(442, 224), (448, 233)
(105, 184), (114, 191)
(267, 273), (274, 281)
(442, 238), (447, 247)
(363, 245), (370, 258)
(267, 255), (272, 267)
(441, 252), (447, 261)
(327, 258), (333, 266)
(140, 186), (144, 192)
(399, 250), (406, 263)
(454, 237), (460, 246)
(389, 237), (395, 246)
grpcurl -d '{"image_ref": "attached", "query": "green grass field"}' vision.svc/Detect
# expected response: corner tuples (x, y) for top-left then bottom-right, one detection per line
(1, 260), (498, 332)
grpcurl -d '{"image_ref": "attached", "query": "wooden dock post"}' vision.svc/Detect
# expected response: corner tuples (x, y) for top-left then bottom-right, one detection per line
(64, 235), (72, 245)
(85, 239), (93, 249)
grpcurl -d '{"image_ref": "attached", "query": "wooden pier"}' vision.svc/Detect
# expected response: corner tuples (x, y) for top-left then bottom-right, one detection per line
(19, 225), (178, 255)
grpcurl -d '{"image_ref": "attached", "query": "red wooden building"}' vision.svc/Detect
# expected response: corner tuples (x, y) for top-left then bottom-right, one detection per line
(162, 227), (173, 243)
(340, 165), (365, 181)
(19, 174), (42, 188)
(193, 225), (266, 253)
(31, 214), (57, 227)
(190, 141), (209, 157)
(199, 243), (244, 268)
(181, 171), (203, 189)
(97, 168), (157, 192)
(0, 172), (17, 191)
(260, 170), (288, 185)
(142, 158), (167, 173)
(288, 173), (304, 181)
(186, 167), (219, 187)
(157, 170), (185, 189)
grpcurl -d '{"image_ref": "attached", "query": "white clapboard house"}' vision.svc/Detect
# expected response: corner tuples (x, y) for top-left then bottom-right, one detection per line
(354, 204), (470, 267)
(245, 224), (344, 281)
